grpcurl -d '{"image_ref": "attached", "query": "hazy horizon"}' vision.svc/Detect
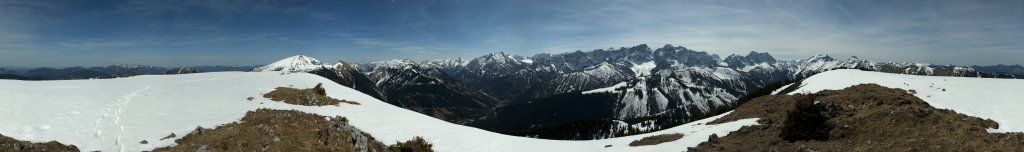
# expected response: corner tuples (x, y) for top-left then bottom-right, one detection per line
(2, 45), (1021, 69)
(2, 0), (1022, 67)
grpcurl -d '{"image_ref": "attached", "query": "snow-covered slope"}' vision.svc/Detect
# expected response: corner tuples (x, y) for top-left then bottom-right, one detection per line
(252, 55), (326, 72)
(777, 69), (1024, 133)
(0, 72), (757, 152)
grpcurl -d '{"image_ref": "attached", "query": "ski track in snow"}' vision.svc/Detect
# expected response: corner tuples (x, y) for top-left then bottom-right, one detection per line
(0, 72), (760, 152)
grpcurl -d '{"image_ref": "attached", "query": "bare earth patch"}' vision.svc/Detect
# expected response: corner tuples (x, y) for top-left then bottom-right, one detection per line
(695, 84), (1024, 151)
(0, 134), (79, 152)
(153, 109), (385, 152)
(262, 83), (359, 106)
(628, 133), (684, 147)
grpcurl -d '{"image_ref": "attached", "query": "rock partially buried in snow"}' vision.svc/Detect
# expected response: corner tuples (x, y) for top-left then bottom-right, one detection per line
(262, 83), (359, 106)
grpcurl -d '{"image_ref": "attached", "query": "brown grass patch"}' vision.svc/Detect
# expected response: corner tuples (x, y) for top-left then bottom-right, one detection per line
(694, 84), (1024, 152)
(386, 136), (434, 152)
(0, 134), (79, 152)
(262, 83), (359, 106)
(629, 133), (684, 147)
(153, 109), (385, 152)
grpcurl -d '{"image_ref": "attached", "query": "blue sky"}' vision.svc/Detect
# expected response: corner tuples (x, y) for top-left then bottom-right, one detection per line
(0, 0), (1022, 67)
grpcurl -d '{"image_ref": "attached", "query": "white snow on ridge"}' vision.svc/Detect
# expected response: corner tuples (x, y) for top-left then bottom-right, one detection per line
(582, 82), (628, 94)
(0, 72), (758, 152)
(779, 69), (1024, 133)
(521, 59), (534, 64)
(252, 55), (327, 72)
(631, 61), (656, 77)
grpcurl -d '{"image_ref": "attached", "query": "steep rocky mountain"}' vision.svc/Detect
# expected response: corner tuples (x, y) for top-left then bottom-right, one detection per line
(165, 67), (200, 75)
(230, 45), (1019, 140)
(424, 52), (546, 103)
(252, 55), (325, 72)
(252, 55), (384, 100)
(349, 44), (1012, 140)
(361, 60), (499, 124)
(309, 61), (385, 99)
(472, 49), (793, 139)
(786, 55), (874, 78)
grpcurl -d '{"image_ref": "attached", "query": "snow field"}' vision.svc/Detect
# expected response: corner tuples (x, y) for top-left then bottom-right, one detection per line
(0, 72), (758, 152)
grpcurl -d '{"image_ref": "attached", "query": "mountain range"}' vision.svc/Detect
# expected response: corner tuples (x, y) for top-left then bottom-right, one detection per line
(246, 44), (1018, 140)
(2, 44), (1017, 140)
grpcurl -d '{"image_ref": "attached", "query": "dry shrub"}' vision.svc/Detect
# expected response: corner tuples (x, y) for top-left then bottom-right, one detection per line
(387, 136), (434, 152)
(780, 96), (830, 142)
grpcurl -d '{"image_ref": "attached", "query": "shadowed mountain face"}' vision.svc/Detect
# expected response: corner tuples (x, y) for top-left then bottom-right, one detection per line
(248, 55), (386, 101)
(972, 64), (1024, 78)
(363, 60), (499, 124)
(307, 62), (385, 100)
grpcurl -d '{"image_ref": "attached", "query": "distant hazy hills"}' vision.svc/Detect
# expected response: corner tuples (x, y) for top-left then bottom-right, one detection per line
(0, 65), (259, 80)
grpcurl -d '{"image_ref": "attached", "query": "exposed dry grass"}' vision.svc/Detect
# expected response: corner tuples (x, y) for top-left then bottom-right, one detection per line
(695, 84), (1024, 152)
(262, 83), (359, 106)
(628, 133), (684, 147)
(153, 109), (385, 152)
(0, 134), (78, 152)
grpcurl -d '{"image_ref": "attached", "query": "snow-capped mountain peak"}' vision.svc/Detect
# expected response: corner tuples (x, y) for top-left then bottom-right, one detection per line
(252, 55), (327, 72)
(469, 52), (522, 67)
(806, 54), (835, 62)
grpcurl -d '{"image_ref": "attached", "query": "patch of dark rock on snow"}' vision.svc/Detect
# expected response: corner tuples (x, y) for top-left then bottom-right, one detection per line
(262, 83), (359, 106)
(628, 133), (684, 147)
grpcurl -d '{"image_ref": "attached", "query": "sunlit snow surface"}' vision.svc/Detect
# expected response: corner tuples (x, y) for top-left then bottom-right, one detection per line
(778, 69), (1024, 133)
(0, 72), (757, 152)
